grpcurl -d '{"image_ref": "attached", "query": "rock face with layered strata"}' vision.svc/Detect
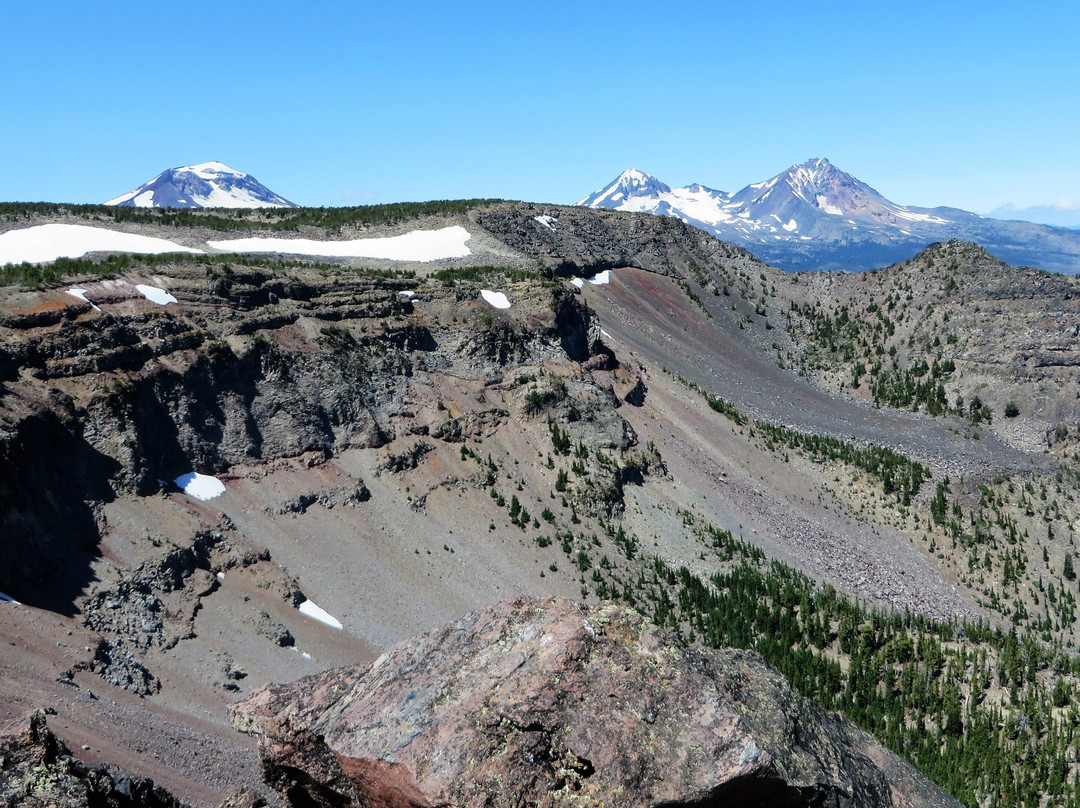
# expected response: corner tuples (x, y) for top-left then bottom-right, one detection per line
(232, 596), (961, 808)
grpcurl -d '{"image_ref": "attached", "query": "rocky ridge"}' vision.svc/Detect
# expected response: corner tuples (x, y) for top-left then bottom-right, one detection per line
(2, 203), (1079, 806)
(781, 239), (1080, 456)
(471, 202), (758, 279)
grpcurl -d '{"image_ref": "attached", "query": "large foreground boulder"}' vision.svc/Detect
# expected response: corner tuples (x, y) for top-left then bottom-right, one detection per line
(231, 596), (960, 807)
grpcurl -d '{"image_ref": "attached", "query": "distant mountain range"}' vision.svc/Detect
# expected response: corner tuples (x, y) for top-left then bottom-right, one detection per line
(105, 162), (297, 209)
(988, 202), (1080, 230)
(578, 158), (1080, 273)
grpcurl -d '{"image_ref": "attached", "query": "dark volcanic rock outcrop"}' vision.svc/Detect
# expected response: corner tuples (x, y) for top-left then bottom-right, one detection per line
(231, 596), (960, 808)
(0, 711), (185, 808)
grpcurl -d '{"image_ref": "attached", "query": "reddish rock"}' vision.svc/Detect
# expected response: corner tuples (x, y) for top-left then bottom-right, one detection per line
(232, 596), (960, 807)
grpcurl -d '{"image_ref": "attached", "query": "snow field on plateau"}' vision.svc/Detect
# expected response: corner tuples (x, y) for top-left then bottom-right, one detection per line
(0, 223), (472, 266)
(207, 226), (472, 262)
(0, 224), (202, 265)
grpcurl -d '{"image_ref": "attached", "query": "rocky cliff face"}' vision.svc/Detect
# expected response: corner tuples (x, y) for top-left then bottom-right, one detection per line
(0, 262), (619, 609)
(232, 596), (960, 808)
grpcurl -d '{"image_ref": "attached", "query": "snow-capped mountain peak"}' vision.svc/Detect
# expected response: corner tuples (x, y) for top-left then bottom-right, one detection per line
(576, 168), (672, 208)
(783, 157), (838, 191)
(730, 158), (949, 227)
(771, 158), (886, 215)
(186, 161), (245, 179)
(576, 159), (1011, 271)
(105, 162), (297, 209)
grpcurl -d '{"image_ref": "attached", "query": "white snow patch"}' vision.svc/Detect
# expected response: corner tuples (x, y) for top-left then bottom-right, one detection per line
(189, 161), (242, 179)
(200, 186), (275, 208)
(534, 215), (557, 231)
(783, 219), (798, 232)
(135, 284), (178, 305)
(816, 195), (844, 216)
(398, 290), (416, 299)
(173, 472), (226, 500)
(216, 572), (226, 580)
(889, 207), (949, 224)
(570, 278), (585, 288)
(0, 592), (19, 605)
(480, 289), (511, 309)
(298, 599), (343, 629)
(588, 270), (611, 285)
(65, 288), (101, 311)
(0, 224), (202, 265)
(208, 226), (472, 262)
(600, 328), (612, 338)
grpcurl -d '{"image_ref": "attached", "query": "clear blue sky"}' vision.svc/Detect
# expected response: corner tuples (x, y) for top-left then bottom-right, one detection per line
(3, 1), (1078, 221)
